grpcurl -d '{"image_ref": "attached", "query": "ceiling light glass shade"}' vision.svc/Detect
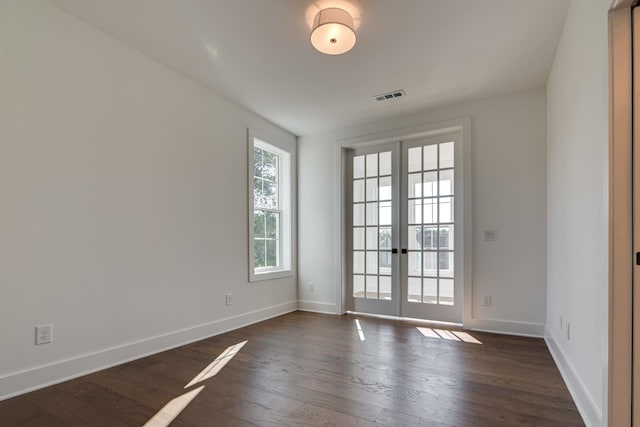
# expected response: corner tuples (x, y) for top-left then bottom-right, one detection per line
(310, 8), (356, 55)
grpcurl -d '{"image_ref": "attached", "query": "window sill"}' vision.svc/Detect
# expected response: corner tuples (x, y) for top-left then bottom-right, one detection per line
(250, 269), (294, 282)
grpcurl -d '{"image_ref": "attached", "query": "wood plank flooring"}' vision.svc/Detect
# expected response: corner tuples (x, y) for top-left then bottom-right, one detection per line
(0, 311), (584, 426)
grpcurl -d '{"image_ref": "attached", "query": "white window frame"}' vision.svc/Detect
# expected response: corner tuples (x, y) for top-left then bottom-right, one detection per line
(248, 130), (292, 281)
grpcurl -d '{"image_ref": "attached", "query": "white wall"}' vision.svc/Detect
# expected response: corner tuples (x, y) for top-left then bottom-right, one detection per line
(299, 88), (547, 335)
(545, 0), (610, 425)
(0, 0), (297, 399)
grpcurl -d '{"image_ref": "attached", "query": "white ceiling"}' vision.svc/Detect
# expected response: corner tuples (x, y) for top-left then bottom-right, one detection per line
(47, 0), (569, 136)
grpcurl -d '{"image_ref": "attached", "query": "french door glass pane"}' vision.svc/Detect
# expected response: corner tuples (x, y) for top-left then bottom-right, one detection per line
(379, 152), (392, 176)
(406, 141), (456, 306)
(408, 200), (422, 224)
(366, 178), (378, 201)
(353, 227), (365, 250)
(366, 154), (378, 177)
(439, 142), (454, 169)
(354, 156), (365, 179)
(353, 150), (394, 300)
(353, 180), (365, 202)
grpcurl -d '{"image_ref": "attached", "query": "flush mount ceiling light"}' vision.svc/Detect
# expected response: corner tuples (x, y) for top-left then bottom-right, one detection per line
(310, 8), (356, 55)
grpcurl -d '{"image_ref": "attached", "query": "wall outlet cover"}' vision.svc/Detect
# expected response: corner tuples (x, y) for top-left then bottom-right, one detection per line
(35, 324), (52, 345)
(483, 230), (497, 241)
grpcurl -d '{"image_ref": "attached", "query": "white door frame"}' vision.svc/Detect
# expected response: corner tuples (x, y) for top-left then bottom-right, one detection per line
(608, 0), (634, 425)
(333, 118), (472, 325)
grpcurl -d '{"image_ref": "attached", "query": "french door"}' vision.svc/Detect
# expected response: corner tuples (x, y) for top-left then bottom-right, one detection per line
(348, 134), (463, 323)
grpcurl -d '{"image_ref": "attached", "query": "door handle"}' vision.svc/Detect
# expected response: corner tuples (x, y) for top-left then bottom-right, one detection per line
(392, 248), (398, 254)
(401, 249), (407, 254)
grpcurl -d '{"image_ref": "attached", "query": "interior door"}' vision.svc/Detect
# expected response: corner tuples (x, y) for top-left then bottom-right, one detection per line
(349, 144), (400, 316)
(400, 135), (463, 323)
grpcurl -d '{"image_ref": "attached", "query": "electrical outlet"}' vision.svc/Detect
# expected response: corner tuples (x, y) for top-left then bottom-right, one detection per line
(483, 230), (497, 241)
(566, 322), (571, 340)
(35, 324), (52, 345)
(225, 294), (232, 306)
(482, 295), (492, 307)
(307, 282), (315, 292)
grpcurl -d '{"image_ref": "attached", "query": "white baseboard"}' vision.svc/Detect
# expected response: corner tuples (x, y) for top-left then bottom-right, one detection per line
(464, 317), (545, 337)
(0, 300), (298, 402)
(545, 327), (600, 427)
(297, 300), (337, 314)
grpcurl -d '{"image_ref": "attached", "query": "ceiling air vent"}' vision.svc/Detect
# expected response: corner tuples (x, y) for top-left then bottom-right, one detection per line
(373, 90), (405, 102)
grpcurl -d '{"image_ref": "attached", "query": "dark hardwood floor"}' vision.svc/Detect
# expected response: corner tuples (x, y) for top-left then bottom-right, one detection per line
(0, 311), (583, 426)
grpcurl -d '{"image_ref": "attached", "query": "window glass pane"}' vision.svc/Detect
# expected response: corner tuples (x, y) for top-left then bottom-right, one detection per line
(366, 202), (378, 225)
(254, 240), (265, 268)
(439, 278), (454, 305)
(423, 171), (438, 197)
(408, 147), (422, 172)
(253, 177), (263, 206)
(408, 173), (422, 198)
(366, 251), (378, 274)
(353, 275), (365, 298)
(266, 240), (278, 267)
(353, 180), (365, 203)
(423, 199), (438, 224)
(253, 148), (263, 177)
(423, 278), (438, 304)
(353, 204), (365, 226)
(408, 251), (422, 277)
(262, 151), (279, 180)
(440, 142), (454, 169)
(423, 251), (437, 276)
(366, 275), (378, 299)
(408, 226), (422, 250)
(366, 153), (378, 177)
(366, 178), (378, 201)
(264, 180), (278, 208)
(354, 155), (365, 179)
(439, 252), (454, 278)
(408, 199), (422, 224)
(353, 251), (365, 274)
(439, 169), (454, 196)
(253, 210), (265, 238)
(379, 201), (392, 226)
(423, 226), (438, 250)
(439, 225), (453, 250)
(265, 212), (278, 239)
(408, 277), (421, 302)
(353, 227), (365, 250)
(423, 145), (438, 171)
(379, 227), (392, 250)
(366, 227), (378, 250)
(379, 276), (392, 300)
(379, 176), (392, 201)
(379, 151), (392, 176)
(439, 197), (454, 223)
(379, 251), (392, 275)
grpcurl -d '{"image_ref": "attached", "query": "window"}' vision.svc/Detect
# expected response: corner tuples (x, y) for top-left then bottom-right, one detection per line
(249, 134), (292, 280)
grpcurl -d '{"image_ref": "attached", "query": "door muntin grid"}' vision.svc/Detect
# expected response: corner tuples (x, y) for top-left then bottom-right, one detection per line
(406, 141), (455, 305)
(353, 151), (393, 300)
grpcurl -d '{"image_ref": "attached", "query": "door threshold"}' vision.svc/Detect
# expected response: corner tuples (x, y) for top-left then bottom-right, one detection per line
(346, 311), (462, 328)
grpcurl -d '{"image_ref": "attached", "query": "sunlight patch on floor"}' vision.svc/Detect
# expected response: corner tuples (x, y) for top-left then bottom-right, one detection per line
(355, 319), (366, 341)
(143, 386), (205, 427)
(185, 340), (248, 388)
(417, 327), (482, 344)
